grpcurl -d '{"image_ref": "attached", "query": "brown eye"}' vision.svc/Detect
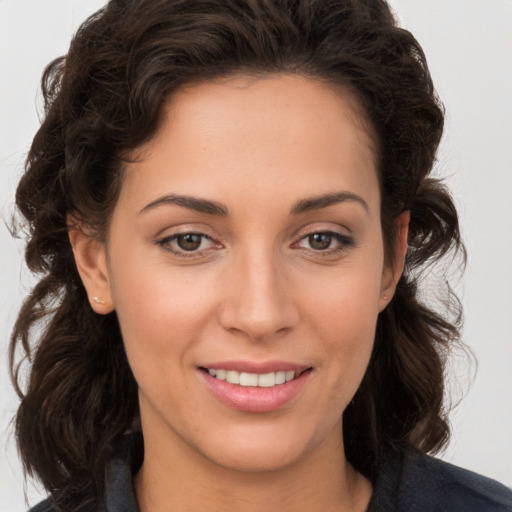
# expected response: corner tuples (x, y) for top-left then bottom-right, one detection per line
(308, 233), (332, 250)
(157, 231), (220, 257)
(176, 233), (203, 251)
(294, 230), (354, 255)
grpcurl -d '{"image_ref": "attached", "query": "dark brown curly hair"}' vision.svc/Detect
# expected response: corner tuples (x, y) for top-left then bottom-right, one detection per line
(10, 0), (464, 509)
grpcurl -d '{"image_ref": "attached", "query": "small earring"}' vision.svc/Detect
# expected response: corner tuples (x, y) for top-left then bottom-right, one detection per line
(383, 295), (388, 301)
(93, 296), (105, 305)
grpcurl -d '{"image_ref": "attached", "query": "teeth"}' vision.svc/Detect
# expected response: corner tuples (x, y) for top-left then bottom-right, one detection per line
(275, 371), (286, 385)
(225, 370), (240, 385)
(207, 369), (298, 387)
(240, 372), (258, 386)
(258, 372), (275, 387)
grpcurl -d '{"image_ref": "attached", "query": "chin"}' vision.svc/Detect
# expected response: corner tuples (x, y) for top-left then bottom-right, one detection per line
(205, 440), (307, 474)
(193, 421), (333, 474)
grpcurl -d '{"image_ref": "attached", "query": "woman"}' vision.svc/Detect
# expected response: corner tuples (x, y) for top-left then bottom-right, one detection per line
(9, 0), (512, 511)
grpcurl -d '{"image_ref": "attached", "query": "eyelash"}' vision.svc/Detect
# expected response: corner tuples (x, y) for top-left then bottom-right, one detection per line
(294, 230), (355, 256)
(156, 232), (218, 258)
(156, 230), (354, 258)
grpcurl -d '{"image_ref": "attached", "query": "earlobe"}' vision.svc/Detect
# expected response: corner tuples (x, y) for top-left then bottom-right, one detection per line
(379, 211), (410, 311)
(68, 223), (114, 314)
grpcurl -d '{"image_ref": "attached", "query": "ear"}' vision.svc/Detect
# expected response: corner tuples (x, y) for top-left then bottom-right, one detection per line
(379, 211), (409, 311)
(68, 222), (114, 314)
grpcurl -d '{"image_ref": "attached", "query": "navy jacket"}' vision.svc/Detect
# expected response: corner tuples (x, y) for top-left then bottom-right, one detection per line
(31, 434), (512, 512)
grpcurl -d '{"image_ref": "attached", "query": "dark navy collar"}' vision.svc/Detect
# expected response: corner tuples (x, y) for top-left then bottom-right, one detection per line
(99, 432), (143, 512)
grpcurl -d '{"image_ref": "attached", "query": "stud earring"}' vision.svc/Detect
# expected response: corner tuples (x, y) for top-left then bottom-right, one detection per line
(93, 296), (105, 305)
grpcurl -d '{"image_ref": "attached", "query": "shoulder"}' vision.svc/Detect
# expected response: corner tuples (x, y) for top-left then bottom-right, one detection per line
(414, 454), (511, 509)
(28, 496), (107, 512)
(28, 500), (56, 512)
(369, 449), (512, 512)
(27, 433), (142, 512)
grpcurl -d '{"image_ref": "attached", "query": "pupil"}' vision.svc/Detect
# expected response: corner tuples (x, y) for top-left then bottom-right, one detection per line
(177, 234), (202, 251)
(309, 233), (331, 250)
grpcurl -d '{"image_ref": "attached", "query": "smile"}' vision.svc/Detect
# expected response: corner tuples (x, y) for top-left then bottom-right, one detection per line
(204, 368), (297, 387)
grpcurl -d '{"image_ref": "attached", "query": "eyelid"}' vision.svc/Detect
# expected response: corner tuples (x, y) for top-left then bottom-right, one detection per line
(292, 227), (355, 254)
(153, 221), (217, 239)
(155, 229), (223, 258)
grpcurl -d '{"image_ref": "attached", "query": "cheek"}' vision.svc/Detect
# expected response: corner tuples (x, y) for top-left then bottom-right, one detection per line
(109, 255), (219, 369)
(319, 290), (378, 368)
(301, 263), (382, 389)
(302, 257), (383, 336)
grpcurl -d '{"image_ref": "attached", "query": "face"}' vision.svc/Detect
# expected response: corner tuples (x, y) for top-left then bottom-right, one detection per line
(77, 74), (403, 473)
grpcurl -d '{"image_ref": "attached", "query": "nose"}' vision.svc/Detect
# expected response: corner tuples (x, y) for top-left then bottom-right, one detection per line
(218, 246), (299, 341)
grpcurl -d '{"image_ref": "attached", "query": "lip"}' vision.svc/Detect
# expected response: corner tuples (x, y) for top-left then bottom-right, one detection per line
(198, 362), (312, 413)
(199, 360), (310, 374)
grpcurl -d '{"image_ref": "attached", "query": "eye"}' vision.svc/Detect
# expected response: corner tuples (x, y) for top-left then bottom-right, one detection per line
(175, 233), (205, 251)
(295, 231), (354, 253)
(156, 232), (219, 256)
(307, 233), (334, 250)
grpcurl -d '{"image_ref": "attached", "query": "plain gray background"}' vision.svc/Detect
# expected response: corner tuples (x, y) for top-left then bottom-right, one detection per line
(1, 1), (511, 510)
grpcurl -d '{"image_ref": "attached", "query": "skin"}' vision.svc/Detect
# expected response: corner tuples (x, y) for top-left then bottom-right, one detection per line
(71, 74), (408, 512)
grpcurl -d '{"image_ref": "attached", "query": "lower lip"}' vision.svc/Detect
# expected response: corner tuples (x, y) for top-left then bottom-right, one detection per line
(199, 369), (311, 413)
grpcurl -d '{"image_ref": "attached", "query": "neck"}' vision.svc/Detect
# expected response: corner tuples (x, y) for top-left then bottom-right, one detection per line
(134, 421), (372, 512)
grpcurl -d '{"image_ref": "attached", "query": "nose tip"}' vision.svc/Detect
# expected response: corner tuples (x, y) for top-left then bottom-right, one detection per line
(217, 258), (299, 341)
(221, 293), (293, 341)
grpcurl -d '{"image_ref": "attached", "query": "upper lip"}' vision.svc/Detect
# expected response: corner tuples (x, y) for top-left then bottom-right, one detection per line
(198, 360), (311, 374)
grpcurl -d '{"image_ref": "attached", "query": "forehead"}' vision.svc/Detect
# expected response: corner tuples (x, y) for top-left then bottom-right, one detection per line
(121, 73), (380, 214)
(161, 73), (376, 160)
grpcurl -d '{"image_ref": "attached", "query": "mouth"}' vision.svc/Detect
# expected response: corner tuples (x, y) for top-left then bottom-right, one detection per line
(199, 365), (313, 412)
(199, 367), (310, 388)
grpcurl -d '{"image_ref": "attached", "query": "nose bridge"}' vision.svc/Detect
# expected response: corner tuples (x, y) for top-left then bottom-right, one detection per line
(219, 241), (297, 340)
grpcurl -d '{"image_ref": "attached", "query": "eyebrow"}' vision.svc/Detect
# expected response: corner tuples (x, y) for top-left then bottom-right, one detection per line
(139, 194), (228, 216)
(291, 192), (369, 215)
(139, 191), (368, 217)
